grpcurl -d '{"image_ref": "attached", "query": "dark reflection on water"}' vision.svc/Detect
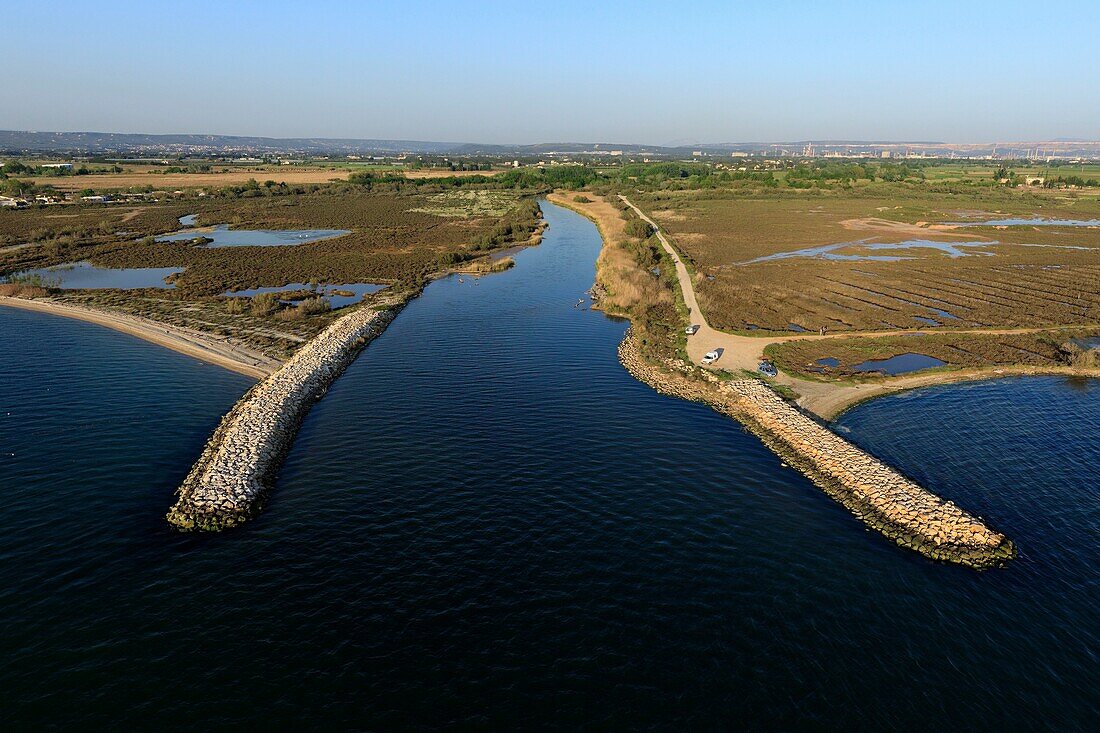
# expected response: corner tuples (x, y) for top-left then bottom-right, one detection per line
(159, 224), (349, 247)
(854, 352), (946, 375)
(9, 260), (184, 289)
(1, 203), (1097, 730)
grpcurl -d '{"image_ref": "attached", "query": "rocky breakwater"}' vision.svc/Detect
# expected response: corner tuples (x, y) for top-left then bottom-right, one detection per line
(167, 305), (399, 531)
(616, 330), (1015, 569)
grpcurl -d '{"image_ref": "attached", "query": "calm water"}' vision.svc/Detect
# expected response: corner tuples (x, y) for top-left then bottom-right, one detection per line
(159, 223), (350, 247)
(1, 202), (1098, 730)
(8, 260), (184, 289)
(854, 352), (947, 375)
(744, 238), (997, 263)
(950, 217), (1100, 227)
(222, 282), (386, 309)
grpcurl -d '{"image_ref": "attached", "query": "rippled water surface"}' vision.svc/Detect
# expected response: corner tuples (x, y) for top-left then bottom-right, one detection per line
(2, 202), (1098, 730)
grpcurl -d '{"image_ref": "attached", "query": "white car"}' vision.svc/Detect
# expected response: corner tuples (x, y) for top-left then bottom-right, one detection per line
(685, 324), (700, 335)
(701, 349), (720, 364)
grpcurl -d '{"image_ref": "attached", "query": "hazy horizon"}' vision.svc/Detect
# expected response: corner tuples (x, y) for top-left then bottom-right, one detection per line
(5, 1), (1100, 144)
(4, 128), (1099, 148)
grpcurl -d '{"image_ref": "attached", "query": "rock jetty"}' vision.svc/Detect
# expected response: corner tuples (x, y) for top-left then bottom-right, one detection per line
(617, 329), (1016, 569)
(167, 305), (399, 531)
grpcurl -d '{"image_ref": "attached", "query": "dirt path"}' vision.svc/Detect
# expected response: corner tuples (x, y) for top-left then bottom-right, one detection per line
(0, 297), (280, 379)
(620, 195), (1100, 419)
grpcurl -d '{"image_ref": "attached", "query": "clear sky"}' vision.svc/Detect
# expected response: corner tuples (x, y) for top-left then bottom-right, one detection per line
(5, 0), (1098, 144)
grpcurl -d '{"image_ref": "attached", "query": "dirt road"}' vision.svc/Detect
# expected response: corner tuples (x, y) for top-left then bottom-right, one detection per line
(620, 195), (1100, 418)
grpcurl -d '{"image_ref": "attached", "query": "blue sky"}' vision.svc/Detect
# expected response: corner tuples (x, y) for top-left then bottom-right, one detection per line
(5, 1), (1098, 144)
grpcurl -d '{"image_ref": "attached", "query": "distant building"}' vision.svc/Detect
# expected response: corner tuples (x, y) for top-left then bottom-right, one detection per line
(880, 151), (892, 158)
(41, 163), (74, 171)
(1025, 176), (1045, 186)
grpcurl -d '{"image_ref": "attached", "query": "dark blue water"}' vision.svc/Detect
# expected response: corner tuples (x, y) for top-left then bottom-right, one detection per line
(1, 202), (1097, 730)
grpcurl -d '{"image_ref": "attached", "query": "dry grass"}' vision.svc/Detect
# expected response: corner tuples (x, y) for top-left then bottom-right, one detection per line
(28, 166), (502, 192)
(2, 191), (531, 296)
(456, 256), (515, 274)
(548, 191), (680, 358)
(638, 186), (1100, 332)
(29, 167), (353, 192)
(0, 283), (47, 298)
(3, 188), (539, 357)
(763, 329), (1100, 380)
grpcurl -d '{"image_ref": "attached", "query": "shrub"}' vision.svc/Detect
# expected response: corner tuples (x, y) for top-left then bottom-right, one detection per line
(624, 218), (655, 240)
(250, 292), (280, 316)
(296, 296), (330, 316)
(225, 297), (249, 314)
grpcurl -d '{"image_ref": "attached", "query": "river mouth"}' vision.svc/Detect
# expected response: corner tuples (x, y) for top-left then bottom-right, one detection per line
(1, 200), (1098, 729)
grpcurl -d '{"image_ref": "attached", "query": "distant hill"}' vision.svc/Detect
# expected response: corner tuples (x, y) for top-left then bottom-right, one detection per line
(1, 130), (1097, 159)
(0, 130), (464, 155)
(0, 130), (696, 157)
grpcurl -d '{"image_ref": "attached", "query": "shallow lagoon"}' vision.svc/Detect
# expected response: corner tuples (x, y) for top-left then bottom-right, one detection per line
(160, 217), (349, 247)
(745, 238), (994, 263)
(8, 261), (183, 289)
(222, 282), (386, 309)
(949, 217), (1100, 227)
(854, 352), (946, 375)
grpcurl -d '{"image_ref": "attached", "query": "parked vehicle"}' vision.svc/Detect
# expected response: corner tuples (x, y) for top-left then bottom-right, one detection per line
(758, 360), (778, 377)
(685, 324), (699, 335)
(702, 349), (720, 364)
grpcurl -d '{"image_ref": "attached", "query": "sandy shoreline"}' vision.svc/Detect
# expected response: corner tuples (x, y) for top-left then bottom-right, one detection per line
(799, 364), (1100, 420)
(0, 296), (280, 379)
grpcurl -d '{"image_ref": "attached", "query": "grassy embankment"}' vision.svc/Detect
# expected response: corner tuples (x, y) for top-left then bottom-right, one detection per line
(547, 192), (688, 363)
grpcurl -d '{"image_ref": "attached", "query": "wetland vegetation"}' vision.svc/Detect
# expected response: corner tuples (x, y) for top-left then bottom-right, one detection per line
(1, 176), (545, 358)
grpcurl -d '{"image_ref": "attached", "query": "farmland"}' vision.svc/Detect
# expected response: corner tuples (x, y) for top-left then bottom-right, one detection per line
(25, 163), (503, 192)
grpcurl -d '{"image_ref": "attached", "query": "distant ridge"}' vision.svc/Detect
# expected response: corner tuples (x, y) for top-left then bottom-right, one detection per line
(1, 130), (1098, 158)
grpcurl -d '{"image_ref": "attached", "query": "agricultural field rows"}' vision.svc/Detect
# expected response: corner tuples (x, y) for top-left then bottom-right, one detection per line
(639, 186), (1100, 333)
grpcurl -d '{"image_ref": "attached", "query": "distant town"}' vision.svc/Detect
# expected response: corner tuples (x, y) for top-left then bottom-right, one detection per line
(2, 129), (1099, 162)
